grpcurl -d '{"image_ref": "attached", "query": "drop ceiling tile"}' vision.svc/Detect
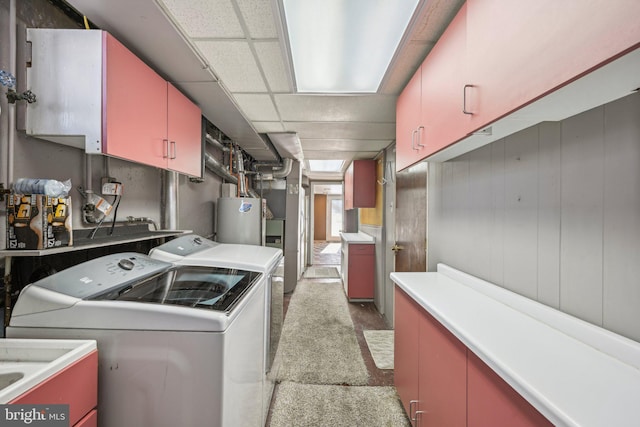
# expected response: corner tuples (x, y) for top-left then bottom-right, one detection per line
(196, 41), (268, 92)
(254, 42), (292, 92)
(159, 0), (244, 38)
(284, 121), (396, 140)
(253, 122), (285, 133)
(233, 94), (280, 121)
(235, 0), (278, 39)
(301, 139), (392, 152)
(274, 95), (397, 122)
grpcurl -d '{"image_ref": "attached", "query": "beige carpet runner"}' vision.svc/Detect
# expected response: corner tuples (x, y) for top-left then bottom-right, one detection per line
(274, 279), (369, 385)
(269, 382), (410, 427)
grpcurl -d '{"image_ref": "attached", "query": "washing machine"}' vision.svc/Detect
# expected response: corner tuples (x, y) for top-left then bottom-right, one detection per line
(149, 234), (284, 425)
(7, 242), (282, 427)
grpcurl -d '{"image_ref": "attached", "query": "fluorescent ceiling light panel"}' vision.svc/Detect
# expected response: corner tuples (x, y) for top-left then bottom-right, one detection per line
(283, 0), (419, 93)
(308, 160), (344, 172)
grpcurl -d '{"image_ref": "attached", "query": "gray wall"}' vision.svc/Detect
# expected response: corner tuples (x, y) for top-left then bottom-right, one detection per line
(428, 92), (640, 342)
(360, 224), (384, 314)
(0, 0), (222, 247)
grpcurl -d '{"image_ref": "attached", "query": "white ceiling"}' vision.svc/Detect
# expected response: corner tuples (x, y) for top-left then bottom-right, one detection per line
(64, 0), (464, 179)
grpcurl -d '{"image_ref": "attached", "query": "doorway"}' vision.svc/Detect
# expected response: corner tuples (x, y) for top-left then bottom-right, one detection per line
(326, 195), (343, 242)
(310, 183), (343, 265)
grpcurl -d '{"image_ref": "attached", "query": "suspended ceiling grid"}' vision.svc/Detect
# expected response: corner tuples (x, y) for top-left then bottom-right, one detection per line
(64, 0), (463, 176)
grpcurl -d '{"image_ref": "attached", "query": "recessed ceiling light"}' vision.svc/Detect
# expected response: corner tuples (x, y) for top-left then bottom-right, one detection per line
(308, 160), (344, 172)
(282, 0), (419, 93)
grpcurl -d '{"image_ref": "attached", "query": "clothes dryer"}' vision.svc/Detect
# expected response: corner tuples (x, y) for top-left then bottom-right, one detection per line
(7, 247), (279, 427)
(149, 234), (284, 424)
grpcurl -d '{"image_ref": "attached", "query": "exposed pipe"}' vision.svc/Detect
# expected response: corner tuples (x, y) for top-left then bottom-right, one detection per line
(235, 148), (247, 196)
(162, 170), (179, 230)
(205, 133), (229, 152)
(7, 0), (16, 185)
(204, 152), (238, 184)
(272, 158), (293, 179)
(84, 154), (93, 194)
(3, 0), (17, 328)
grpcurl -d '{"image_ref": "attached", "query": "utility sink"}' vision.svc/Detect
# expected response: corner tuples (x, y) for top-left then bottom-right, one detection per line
(0, 339), (97, 403)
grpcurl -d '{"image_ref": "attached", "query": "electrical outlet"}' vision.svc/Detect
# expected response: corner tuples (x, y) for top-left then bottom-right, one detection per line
(102, 182), (123, 196)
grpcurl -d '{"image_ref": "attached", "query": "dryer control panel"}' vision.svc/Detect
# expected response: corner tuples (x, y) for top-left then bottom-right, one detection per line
(32, 253), (171, 299)
(149, 234), (218, 262)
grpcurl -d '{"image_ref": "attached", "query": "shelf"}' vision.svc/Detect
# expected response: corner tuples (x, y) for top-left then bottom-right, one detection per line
(1, 227), (189, 257)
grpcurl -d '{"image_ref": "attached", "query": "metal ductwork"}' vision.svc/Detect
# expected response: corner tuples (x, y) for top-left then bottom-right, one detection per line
(254, 157), (294, 181)
(273, 158), (293, 179)
(235, 148), (248, 197)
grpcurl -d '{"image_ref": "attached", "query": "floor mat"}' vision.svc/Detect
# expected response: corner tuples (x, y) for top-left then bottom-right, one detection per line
(303, 266), (341, 279)
(363, 330), (394, 370)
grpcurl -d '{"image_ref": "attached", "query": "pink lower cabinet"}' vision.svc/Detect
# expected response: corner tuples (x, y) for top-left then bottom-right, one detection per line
(343, 243), (374, 301)
(467, 352), (552, 427)
(394, 286), (551, 426)
(75, 410), (98, 427)
(418, 311), (467, 426)
(394, 288), (421, 421)
(10, 351), (98, 427)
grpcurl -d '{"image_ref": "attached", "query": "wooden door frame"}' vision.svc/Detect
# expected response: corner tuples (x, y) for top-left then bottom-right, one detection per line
(325, 194), (342, 242)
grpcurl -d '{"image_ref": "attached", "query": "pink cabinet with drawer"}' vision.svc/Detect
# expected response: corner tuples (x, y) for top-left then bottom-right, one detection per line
(10, 350), (98, 427)
(341, 239), (374, 301)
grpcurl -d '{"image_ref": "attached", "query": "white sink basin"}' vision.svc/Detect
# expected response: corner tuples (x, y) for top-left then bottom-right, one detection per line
(0, 339), (97, 403)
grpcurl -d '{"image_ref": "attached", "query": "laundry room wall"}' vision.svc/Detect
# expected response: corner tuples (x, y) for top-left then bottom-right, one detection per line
(0, 0), (223, 246)
(428, 91), (640, 343)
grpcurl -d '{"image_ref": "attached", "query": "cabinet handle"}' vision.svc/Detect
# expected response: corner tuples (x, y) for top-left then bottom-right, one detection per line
(411, 130), (419, 151)
(463, 84), (474, 115)
(415, 410), (426, 426)
(416, 126), (425, 149)
(409, 400), (418, 422)
(170, 141), (177, 159)
(163, 139), (169, 159)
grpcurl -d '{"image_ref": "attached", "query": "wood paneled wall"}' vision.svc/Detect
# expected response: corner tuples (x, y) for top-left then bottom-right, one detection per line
(314, 194), (327, 240)
(428, 92), (640, 342)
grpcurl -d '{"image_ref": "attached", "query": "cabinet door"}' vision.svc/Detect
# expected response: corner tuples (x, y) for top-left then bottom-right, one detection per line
(468, 352), (552, 427)
(103, 33), (167, 168)
(346, 245), (374, 299)
(396, 69), (423, 171)
(394, 287), (421, 422)
(466, 0), (640, 132)
(344, 163), (354, 209)
(420, 3), (469, 158)
(167, 83), (203, 177)
(352, 160), (376, 208)
(418, 311), (467, 427)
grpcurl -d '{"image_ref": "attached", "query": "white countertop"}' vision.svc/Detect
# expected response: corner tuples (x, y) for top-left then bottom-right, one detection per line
(340, 232), (375, 244)
(391, 266), (640, 427)
(0, 339), (97, 403)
